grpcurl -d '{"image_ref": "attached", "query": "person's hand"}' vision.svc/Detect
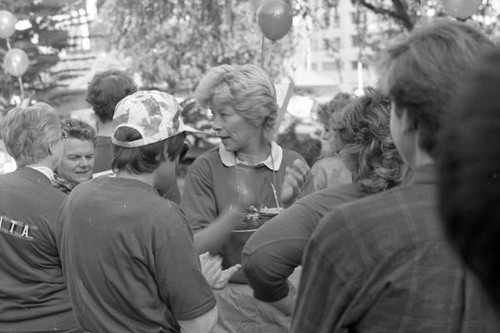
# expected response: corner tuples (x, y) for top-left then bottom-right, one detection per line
(281, 159), (310, 207)
(212, 264), (241, 290)
(199, 252), (223, 288)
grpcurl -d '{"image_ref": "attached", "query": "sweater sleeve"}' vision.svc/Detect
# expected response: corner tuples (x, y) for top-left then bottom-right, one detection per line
(242, 193), (326, 302)
(180, 157), (219, 231)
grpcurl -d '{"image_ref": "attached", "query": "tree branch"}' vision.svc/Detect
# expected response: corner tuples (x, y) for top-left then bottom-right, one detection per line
(354, 0), (414, 31)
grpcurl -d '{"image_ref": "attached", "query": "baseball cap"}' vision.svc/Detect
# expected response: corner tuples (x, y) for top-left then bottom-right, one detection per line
(112, 90), (198, 148)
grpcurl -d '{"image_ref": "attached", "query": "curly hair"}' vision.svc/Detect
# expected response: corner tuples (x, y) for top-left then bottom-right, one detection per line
(86, 70), (137, 124)
(317, 92), (353, 128)
(194, 64), (278, 142)
(337, 87), (408, 194)
(61, 118), (97, 146)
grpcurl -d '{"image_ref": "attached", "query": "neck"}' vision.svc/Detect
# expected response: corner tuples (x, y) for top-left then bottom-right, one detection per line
(115, 169), (155, 187)
(413, 147), (434, 168)
(97, 121), (113, 137)
(31, 156), (58, 171)
(236, 140), (271, 163)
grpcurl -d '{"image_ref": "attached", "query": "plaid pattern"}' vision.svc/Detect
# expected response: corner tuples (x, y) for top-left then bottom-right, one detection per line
(53, 173), (76, 194)
(292, 164), (500, 333)
(112, 90), (197, 148)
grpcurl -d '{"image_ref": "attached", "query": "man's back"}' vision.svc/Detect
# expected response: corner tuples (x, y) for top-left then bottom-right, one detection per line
(292, 164), (500, 332)
(58, 176), (215, 333)
(93, 135), (113, 174)
(0, 167), (80, 332)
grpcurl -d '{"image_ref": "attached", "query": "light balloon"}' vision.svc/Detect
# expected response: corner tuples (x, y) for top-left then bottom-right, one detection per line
(0, 10), (17, 39)
(442, 0), (483, 20)
(4, 48), (29, 77)
(257, 0), (293, 42)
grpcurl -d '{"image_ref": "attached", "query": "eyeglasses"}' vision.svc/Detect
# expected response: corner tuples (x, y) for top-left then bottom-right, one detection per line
(61, 129), (68, 141)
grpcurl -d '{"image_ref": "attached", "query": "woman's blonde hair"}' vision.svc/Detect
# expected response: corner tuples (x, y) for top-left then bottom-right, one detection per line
(1, 103), (62, 167)
(194, 64), (278, 142)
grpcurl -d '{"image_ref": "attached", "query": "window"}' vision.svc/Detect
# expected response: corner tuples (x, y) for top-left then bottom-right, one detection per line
(323, 37), (341, 51)
(323, 62), (337, 71)
(351, 35), (362, 48)
(351, 61), (358, 70)
(350, 11), (367, 25)
(311, 63), (318, 71)
(331, 12), (340, 28)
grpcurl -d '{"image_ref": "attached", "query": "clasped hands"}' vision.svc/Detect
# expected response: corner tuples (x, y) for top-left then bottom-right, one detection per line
(199, 252), (240, 290)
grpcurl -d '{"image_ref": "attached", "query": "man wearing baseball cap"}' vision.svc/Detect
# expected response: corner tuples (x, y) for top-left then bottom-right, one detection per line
(57, 90), (218, 333)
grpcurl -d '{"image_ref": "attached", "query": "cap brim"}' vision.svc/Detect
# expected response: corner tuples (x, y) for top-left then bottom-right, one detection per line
(181, 124), (202, 134)
(112, 123), (202, 148)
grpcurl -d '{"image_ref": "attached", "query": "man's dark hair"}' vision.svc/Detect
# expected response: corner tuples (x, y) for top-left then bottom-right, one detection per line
(86, 70), (137, 124)
(379, 18), (494, 159)
(439, 48), (500, 312)
(112, 127), (185, 174)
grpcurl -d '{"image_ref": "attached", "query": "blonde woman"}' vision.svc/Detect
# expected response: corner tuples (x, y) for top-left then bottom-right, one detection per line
(181, 64), (313, 332)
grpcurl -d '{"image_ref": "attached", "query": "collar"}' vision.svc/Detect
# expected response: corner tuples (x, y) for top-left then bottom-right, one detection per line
(26, 165), (55, 183)
(53, 173), (76, 194)
(219, 141), (283, 171)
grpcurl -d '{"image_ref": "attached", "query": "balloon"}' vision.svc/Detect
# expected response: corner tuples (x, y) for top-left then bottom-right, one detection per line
(4, 48), (29, 77)
(442, 0), (483, 19)
(0, 10), (17, 39)
(251, 0), (290, 11)
(257, 0), (293, 42)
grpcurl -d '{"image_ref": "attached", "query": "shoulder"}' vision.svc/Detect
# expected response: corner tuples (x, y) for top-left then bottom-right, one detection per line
(134, 196), (191, 237)
(299, 183), (363, 208)
(336, 181), (435, 221)
(312, 156), (345, 170)
(281, 148), (307, 163)
(314, 182), (438, 260)
(188, 147), (221, 171)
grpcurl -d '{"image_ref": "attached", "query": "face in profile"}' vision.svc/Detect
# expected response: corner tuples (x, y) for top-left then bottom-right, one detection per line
(210, 104), (262, 154)
(57, 138), (95, 185)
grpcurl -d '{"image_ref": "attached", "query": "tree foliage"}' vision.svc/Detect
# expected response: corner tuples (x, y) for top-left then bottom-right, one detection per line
(312, 0), (499, 79)
(97, 0), (296, 94)
(0, 0), (80, 108)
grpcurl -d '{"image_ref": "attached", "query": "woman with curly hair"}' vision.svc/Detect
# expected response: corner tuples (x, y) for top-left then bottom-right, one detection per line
(310, 92), (353, 191)
(53, 118), (97, 194)
(242, 87), (409, 316)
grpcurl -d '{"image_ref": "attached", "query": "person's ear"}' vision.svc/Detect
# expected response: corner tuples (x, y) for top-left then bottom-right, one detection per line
(400, 108), (417, 133)
(161, 143), (174, 162)
(48, 141), (56, 156)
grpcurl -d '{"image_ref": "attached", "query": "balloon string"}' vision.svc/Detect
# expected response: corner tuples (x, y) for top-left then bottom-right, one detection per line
(6, 38), (11, 51)
(261, 34), (265, 67)
(17, 76), (24, 100)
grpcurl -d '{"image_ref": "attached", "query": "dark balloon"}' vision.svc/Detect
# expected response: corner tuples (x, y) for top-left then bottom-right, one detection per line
(257, 0), (293, 42)
(442, 0), (482, 19)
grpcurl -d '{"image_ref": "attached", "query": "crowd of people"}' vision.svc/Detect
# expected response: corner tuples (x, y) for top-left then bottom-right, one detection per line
(1, 17), (500, 333)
